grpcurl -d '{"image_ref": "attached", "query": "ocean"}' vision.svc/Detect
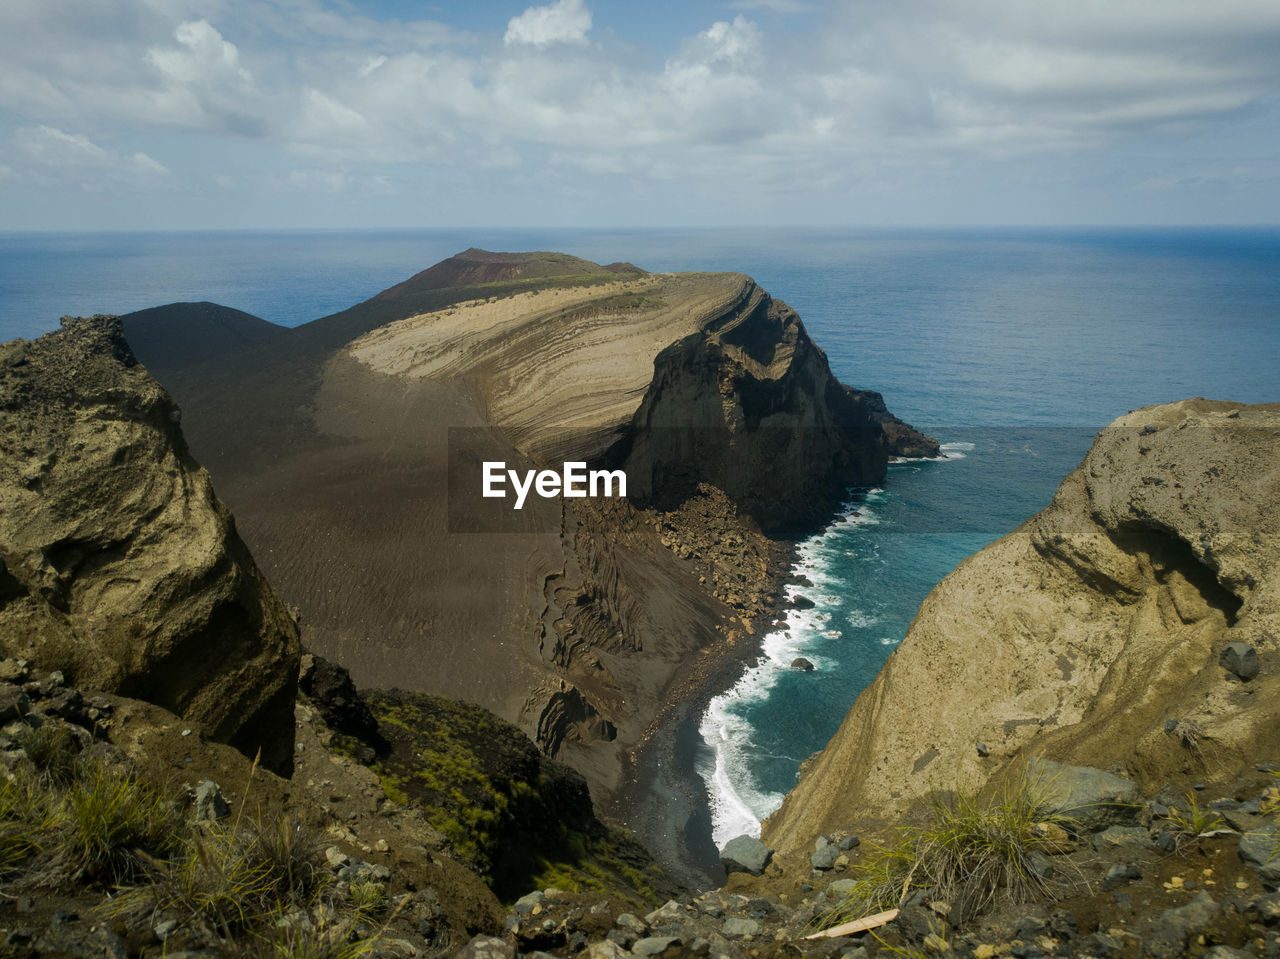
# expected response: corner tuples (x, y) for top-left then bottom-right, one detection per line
(3, 226), (1278, 847)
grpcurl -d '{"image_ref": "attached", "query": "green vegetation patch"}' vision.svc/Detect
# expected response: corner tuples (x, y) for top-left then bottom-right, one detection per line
(338, 689), (670, 905)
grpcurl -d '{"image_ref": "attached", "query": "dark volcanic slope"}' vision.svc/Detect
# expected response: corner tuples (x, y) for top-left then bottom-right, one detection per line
(122, 301), (288, 372)
(120, 249), (931, 885)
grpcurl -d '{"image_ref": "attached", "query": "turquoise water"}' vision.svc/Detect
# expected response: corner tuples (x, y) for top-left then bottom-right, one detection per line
(3, 227), (1277, 844)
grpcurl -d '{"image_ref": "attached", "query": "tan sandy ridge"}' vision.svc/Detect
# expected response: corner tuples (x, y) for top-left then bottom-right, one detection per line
(346, 272), (755, 461)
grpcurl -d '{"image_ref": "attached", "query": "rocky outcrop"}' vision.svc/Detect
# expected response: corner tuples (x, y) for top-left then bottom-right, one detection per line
(0, 316), (300, 774)
(615, 283), (936, 531)
(765, 399), (1280, 854)
(116, 251), (931, 885)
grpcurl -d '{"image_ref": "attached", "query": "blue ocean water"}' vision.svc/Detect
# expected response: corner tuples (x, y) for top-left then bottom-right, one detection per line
(2, 227), (1277, 844)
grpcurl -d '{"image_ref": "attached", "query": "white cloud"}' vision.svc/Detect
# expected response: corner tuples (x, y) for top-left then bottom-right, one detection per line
(8, 125), (170, 189)
(0, 0), (1278, 219)
(144, 19), (265, 133)
(504, 0), (592, 47)
(147, 19), (252, 87)
(358, 55), (388, 78)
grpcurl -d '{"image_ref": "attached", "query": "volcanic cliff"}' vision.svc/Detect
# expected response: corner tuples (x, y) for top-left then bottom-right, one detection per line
(118, 249), (934, 883)
(764, 398), (1280, 855)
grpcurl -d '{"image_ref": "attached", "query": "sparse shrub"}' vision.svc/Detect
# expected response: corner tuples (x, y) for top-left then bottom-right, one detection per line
(110, 813), (327, 938)
(228, 910), (383, 959)
(1166, 793), (1226, 846)
(54, 759), (182, 884)
(0, 770), (56, 872)
(821, 772), (1083, 926)
(348, 878), (386, 917)
(253, 814), (325, 905)
(14, 723), (80, 785)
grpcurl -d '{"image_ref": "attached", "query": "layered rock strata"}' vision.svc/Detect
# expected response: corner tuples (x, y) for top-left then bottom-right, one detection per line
(116, 251), (931, 872)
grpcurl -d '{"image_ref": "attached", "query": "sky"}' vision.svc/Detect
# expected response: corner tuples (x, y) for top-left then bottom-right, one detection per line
(1, 0), (1278, 230)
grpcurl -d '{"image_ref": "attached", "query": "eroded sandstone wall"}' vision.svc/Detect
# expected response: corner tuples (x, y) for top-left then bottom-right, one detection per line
(0, 317), (300, 774)
(764, 399), (1280, 854)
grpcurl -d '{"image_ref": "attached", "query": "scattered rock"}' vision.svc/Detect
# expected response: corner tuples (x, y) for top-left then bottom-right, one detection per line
(0, 684), (31, 722)
(1219, 642), (1260, 681)
(791, 658), (816, 672)
(1092, 825), (1155, 851)
(827, 878), (857, 899)
(455, 935), (515, 959)
(584, 942), (628, 959)
(976, 741), (990, 758)
(1240, 823), (1280, 888)
(720, 835), (773, 876)
(632, 936), (681, 957)
(615, 914), (648, 936)
(721, 918), (760, 940)
(811, 836), (839, 870)
(1031, 821), (1074, 853)
(1103, 863), (1142, 890)
(1028, 759), (1141, 830)
(193, 780), (231, 822)
(1255, 891), (1280, 924)
(1146, 890), (1219, 959)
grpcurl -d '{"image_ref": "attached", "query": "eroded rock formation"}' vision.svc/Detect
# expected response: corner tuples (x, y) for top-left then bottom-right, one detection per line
(0, 317), (300, 774)
(116, 251), (930, 883)
(764, 399), (1280, 854)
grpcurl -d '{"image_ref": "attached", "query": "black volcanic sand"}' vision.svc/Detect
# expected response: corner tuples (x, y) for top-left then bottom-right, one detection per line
(611, 566), (800, 892)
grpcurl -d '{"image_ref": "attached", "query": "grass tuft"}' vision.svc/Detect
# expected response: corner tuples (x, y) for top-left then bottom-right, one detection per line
(1165, 793), (1226, 847)
(821, 772), (1084, 926)
(14, 723), (80, 785)
(109, 813), (327, 938)
(53, 760), (182, 884)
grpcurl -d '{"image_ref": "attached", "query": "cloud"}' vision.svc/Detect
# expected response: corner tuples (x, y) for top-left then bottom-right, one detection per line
(144, 19), (266, 134)
(504, 0), (592, 47)
(8, 126), (170, 190)
(1, 0), (1278, 218)
(147, 19), (252, 87)
(288, 168), (351, 193)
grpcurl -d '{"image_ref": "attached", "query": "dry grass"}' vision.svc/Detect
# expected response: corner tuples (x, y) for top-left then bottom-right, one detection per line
(1, 757), (181, 888)
(108, 804), (326, 938)
(821, 772), (1085, 926)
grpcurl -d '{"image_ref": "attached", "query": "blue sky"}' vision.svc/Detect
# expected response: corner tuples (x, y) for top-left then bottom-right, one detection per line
(1, 0), (1278, 230)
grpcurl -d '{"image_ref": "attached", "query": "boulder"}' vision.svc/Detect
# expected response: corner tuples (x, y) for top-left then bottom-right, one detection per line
(719, 835), (773, 876)
(1239, 823), (1280, 889)
(1146, 891), (1219, 959)
(1029, 759), (1141, 830)
(791, 657), (816, 672)
(1219, 641), (1260, 681)
(0, 317), (300, 774)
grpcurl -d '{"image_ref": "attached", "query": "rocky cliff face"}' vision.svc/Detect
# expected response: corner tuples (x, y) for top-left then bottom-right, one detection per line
(117, 251), (931, 885)
(0, 317), (300, 774)
(764, 399), (1280, 855)
(616, 280), (936, 531)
